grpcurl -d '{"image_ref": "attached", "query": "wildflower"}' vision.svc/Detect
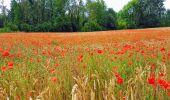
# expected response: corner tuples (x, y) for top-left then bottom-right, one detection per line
(159, 72), (165, 77)
(37, 59), (41, 63)
(116, 77), (124, 84)
(160, 47), (166, 52)
(97, 49), (103, 54)
(0, 48), (3, 52)
(8, 61), (13, 66)
(55, 63), (59, 67)
(1, 66), (6, 72)
(128, 62), (132, 66)
(114, 73), (120, 78)
(51, 77), (57, 82)
(158, 79), (167, 87)
(148, 77), (156, 86)
(50, 68), (55, 73)
(77, 55), (83, 59)
(2, 51), (9, 56)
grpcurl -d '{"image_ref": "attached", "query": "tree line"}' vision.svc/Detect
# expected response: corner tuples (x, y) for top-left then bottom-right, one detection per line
(0, 0), (170, 32)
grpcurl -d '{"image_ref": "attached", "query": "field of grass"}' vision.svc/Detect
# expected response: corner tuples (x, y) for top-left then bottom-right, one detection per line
(0, 28), (170, 100)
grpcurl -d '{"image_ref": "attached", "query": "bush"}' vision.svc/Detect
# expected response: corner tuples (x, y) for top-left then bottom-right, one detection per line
(35, 22), (52, 32)
(82, 20), (103, 32)
(0, 27), (12, 33)
(6, 22), (18, 31)
(20, 23), (33, 32)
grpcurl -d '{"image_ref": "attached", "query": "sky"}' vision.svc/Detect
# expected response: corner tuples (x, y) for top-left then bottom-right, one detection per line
(2, 0), (170, 12)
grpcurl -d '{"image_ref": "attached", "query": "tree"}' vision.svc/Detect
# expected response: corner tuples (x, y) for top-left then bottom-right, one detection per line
(82, 0), (107, 31)
(118, 0), (142, 29)
(139, 0), (165, 28)
(161, 9), (170, 26)
(102, 8), (117, 30)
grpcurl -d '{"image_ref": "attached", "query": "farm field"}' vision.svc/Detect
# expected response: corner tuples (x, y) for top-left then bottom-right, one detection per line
(0, 28), (170, 100)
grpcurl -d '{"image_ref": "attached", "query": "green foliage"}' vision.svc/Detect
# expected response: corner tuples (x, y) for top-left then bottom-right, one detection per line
(0, 27), (11, 33)
(20, 23), (33, 32)
(102, 8), (117, 30)
(161, 9), (170, 26)
(35, 22), (52, 32)
(118, 0), (166, 29)
(0, 0), (169, 32)
(6, 22), (18, 31)
(81, 20), (103, 32)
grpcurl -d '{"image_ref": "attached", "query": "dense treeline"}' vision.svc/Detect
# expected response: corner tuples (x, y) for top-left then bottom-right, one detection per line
(0, 0), (170, 32)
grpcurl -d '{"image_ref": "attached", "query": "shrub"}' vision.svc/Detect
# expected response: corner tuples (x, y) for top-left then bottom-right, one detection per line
(82, 20), (103, 32)
(20, 23), (33, 32)
(6, 22), (18, 31)
(0, 27), (11, 33)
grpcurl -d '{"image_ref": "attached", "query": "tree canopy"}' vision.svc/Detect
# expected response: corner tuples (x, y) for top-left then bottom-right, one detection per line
(0, 0), (169, 32)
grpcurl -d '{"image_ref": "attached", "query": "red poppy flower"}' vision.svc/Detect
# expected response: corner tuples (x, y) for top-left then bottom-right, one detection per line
(97, 49), (103, 54)
(0, 48), (3, 52)
(37, 59), (41, 63)
(2, 51), (9, 56)
(160, 47), (166, 52)
(116, 77), (124, 84)
(128, 62), (132, 65)
(77, 55), (83, 59)
(158, 79), (167, 87)
(1, 66), (6, 72)
(148, 77), (156, 86)
(159, 72), (165, 77)
(55, 63), (59, 67)
(51, 77), (57, 82)
(51, 69), (55, 75)
(114, 73), (120, 78)
(8, 61), (13, 66)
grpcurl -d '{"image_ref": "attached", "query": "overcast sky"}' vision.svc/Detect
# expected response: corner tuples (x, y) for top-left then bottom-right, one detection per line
(3, 0), (170, 12)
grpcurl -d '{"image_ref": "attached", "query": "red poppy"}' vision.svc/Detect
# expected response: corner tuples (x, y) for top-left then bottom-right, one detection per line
(97, 49), (103, 54)
(114, 73), (120, 78)
(37, 59), (41, 63)
(2, 51), (9, 56)
(159, 72), (165, 77)
(160, 47), (166, 52)
(50, 68), (55, 73)
(116, 77), (124, 84)
(77, 55), (83, 59)
(1, 66), (6, 72)
(158, 79), (167, 87)
(0, 48), (3, 52)
(55, 63), (59, 67)
(51, 77), (57, 82)
(8, 61), (13, 66)
(148, 77), (156, 86)
(128, 62), (132, 65)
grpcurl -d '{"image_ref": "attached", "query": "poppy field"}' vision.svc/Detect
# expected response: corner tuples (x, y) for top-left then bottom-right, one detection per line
(0, 28), (170, 100)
